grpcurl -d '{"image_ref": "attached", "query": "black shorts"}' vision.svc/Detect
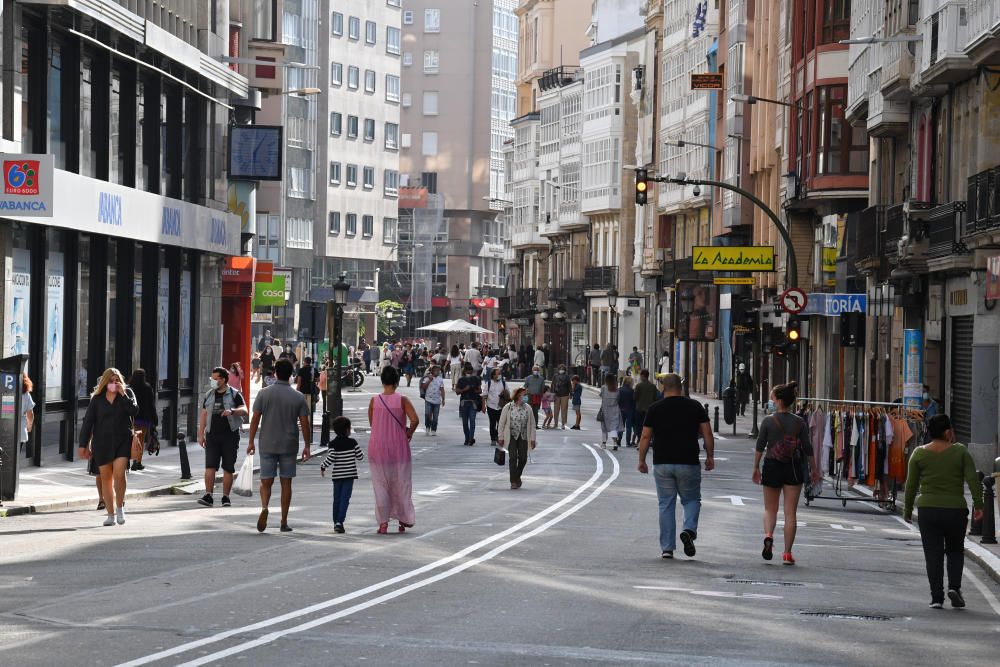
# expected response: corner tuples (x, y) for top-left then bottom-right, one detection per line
(761, 458), (803, 488)
(205, 430), (240, 473)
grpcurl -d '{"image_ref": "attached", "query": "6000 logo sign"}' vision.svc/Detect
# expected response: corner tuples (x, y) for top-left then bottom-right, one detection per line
(4, 160), (40, 195)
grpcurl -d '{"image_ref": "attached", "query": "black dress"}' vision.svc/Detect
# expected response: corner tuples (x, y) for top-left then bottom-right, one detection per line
(79, 389), (139, 467)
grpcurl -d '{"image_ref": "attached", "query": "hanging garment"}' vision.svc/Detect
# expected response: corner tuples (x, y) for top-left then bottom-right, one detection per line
(823, 411), (835, 476)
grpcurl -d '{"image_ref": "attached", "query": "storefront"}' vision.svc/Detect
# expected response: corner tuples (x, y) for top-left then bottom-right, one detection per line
(4, 166), (241, 466)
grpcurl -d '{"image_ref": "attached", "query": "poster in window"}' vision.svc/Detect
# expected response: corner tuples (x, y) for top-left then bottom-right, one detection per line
(674, 282), (718, 342)
(46, 252), (65, 401)
(180, 270), (191, 381)
(158, 268), (170, 381)
(6, 248), (31, 358)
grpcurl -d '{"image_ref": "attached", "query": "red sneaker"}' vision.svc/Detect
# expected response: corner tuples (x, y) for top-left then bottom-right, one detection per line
(782, 552), (796, 565)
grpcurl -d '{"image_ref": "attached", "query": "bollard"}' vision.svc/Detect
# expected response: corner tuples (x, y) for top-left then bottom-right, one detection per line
(713, 406), (720, 434)
(703, 403), (709, 418)
(971, 471), (985, 536)
(177, 431), (191, 480)
(982, 474), (997, 545)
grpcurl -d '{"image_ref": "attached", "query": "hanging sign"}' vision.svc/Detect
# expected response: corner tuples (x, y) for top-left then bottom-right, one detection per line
(690, 73), (724, 90)
(692, 246), (775, 272)
(0, 154), (54, 217)
(253, 274), (287, 307)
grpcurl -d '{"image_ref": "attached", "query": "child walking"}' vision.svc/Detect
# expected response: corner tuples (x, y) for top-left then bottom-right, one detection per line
(320, 416), (365, 533)
(541, 385), (555, 429)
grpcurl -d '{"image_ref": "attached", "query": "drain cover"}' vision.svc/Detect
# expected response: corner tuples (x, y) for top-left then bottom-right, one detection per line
(800, 611), (894, 621)
(726, 579), (805, 587)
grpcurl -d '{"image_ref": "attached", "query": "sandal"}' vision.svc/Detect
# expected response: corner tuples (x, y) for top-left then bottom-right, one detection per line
(762, 537), (773, 561)
(378, 523), (388, 534)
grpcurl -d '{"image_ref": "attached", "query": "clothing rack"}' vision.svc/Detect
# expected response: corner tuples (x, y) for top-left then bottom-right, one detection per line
(791, 398), (925, 511)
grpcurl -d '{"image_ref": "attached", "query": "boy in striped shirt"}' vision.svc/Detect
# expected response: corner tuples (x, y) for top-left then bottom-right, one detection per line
(320, 416), (365, 533)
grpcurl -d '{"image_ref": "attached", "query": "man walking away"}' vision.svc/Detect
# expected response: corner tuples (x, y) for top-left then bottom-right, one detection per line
(197, 367), (248, 507)
(633, 370), (658, 447)
(523, 364), (546, 427)
(637, 373), (715, 559)
(552, 365), (571, 429)
(589, 344), (602, 387)
(247, 359), (312, 533)
(464, 342), (483, 376)
(600, 344), (616, 382)
(423, 366), (445, 436)
(736, 363), (754, 416)
(296, 356), (318, 428)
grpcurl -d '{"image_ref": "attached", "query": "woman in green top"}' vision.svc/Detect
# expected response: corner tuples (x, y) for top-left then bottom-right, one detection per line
(904, 414), (984, 609)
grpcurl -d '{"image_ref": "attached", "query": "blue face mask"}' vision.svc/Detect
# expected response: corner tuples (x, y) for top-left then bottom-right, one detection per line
(767, 400), (776, 412)
(521, 395), (530, 404)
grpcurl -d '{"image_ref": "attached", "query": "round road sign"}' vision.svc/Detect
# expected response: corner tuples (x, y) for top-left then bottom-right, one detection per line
(780, 287), (808, 314)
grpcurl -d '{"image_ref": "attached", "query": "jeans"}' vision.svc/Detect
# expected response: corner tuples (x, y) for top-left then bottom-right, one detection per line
(652, 464), (702, 552)
(634, 411), (647, 443)
(622, 411), (634, 447)
(508, 438), (528, 484)
(487, 407), (502, 443)
(918, 507), (968, 601)
(332, 478), (354, 524)
(460, 400), (479, 443)
(425, 402), (441, 432)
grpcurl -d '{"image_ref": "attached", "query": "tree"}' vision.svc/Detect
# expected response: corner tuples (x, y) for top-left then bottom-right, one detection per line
(376, 299), (404, 339)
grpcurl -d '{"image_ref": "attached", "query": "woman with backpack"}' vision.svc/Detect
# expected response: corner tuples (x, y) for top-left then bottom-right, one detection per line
(752, 381), (820, 565)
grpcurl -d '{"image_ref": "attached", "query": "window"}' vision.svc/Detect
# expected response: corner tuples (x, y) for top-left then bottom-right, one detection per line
(362, 215), (375, 238)
(348, 16), (360, 40)
(329, 161), (341, 185)
(423, 50), (440, 73)
(387, 0), (401, 7)
(423, 91), (439, 115)
(366, 20), (377, 44)
(346, 164), (358, 186)
(329, 212), (341, 235)
(286, 218), (313, 250)
(401, 92), (412, 107)
(385, 122), (399, 149)
(386, 75), (400, 102)
(383, 217), (397, 244)
(346, 213), (358, 235)
(421, 171), (438, 193)
(331, 62), (343, 86)
(821, 0), (850, 45)
(347, 115), (359, 138)
(425, 8), (441, 32)
(422, 131), (438, 156)
(403, 10), (414, 25)
(815, 85), (867, 175)
(364, 118), (375, 141)
(348, 66), (359, 89)
(252, 0), (276, 40)
(364, 166), (375, 190)
(384, 169), (400, 196)
(402, 52), (413, 66)
(330, 112), (342, 136)
(331, 11), (343, 36)
(365, 69), (376, 93)
(387, 27), (401, 55)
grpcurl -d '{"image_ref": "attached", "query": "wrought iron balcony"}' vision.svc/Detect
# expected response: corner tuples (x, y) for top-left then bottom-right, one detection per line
(967, 167), (1000, 235)
(928, 201), (969, 257)
(514, 288), (538, 312)
(538, 66), (583, 92)
(855, 205), (884, 263)
(498, 295), (513, 317)
(883, 204), (906, 253)
(584, 266), (618, 291)
(548, 279), (584, 304)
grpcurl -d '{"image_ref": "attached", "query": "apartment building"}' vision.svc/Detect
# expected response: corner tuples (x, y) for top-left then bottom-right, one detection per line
(311, 0), (400, 341)
(395, 1), (510, 335)
(2, 0), (245, 468)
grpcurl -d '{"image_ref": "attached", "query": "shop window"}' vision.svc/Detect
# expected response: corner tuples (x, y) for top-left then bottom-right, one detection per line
(76, 237), (91, 398)
(157, 250), (171, 388)
(821, 0), (850, 45)
(8, 234), (31, 359)
(45, 234), (67, 402)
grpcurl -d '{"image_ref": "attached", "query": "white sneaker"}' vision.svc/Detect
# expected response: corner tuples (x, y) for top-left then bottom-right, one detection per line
(115, 507), (126, 525)
(424, 427), (430, 436)
(103, 514), (115, 527)
(602, 442), (607, 450)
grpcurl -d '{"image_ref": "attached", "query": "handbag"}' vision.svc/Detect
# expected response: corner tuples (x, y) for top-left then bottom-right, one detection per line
(130, 429), (144, 460)
(596, 407), (605, 422)
(494, 447), (506, 466)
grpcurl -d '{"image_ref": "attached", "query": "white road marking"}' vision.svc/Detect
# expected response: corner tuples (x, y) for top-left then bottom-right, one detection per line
(715, 495), (748, 506)
(830, 523), (867, 532)
(115, 445), (617, 667)
(418, 484), (457, 496)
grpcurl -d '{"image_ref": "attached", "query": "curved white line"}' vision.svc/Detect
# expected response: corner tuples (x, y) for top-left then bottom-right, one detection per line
(115, 445), (611, 667)
(177, 448), (621, 666)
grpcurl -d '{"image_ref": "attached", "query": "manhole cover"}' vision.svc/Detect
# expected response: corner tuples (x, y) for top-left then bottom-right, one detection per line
(726, 579), (805, 587)
(800, 611), (894, 621)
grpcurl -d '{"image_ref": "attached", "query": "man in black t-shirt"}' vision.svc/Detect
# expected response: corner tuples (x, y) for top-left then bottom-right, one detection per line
(637, 373), (715, 559)
(455, 363), (483, 446)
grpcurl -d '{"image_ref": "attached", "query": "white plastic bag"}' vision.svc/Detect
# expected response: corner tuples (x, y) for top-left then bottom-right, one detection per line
(233, 453), (254, 497)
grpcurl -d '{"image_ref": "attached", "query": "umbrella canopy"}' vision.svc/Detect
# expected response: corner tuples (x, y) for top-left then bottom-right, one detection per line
(416, 319), (495, 335)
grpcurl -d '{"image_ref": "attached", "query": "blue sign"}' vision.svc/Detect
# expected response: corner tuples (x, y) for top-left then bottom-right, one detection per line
(902, 329), (923, 407)
(97, 192), (123, 226)
(801, 293), (867, 317)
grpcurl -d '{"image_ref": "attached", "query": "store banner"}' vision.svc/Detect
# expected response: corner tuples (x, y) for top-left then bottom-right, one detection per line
(254, 275), (287, 307)
(902, 329), (923, 407)
(0, 153), (54, 217)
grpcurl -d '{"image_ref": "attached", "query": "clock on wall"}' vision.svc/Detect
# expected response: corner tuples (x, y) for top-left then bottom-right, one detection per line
(229, 125), (283, 181)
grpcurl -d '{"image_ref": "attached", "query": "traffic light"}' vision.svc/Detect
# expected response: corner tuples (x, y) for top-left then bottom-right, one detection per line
(786, 317), (801, 353)
(635, 168), (649, 205)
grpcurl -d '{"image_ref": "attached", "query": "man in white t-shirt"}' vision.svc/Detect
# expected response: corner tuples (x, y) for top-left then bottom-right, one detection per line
(464, 343), (483, 374)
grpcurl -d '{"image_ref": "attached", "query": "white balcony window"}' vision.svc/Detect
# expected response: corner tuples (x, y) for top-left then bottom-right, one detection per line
(286, 217), (313, 250)
(365, 69), (376, 93)
(385, 122), (399, 149)
(384, 170), (400, 196)
(423, 50), (440, 73)
(402, 52), (413, 66)
(364, 166), (375, 190)
(366, 20), (377, 45)
(331, 12), (343, 37)
(387, 27), (401, 55)
(403, 10), (414, 25)
(386, 74), (401, 102)
(425, 8), (441, 33)
(401, 92), (412, 107)
(348, 16), (360, 40)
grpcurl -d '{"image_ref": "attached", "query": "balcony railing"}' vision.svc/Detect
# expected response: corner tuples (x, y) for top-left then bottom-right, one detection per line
(515, 288), (538, 312)
(884, 204), (906, 253)
(584, 265), (617, 291)
(929, 201), (968, 256)
(967, 167), (1000, 234)
(548, 279), (584, 304)
(855, 205), (884, 262)
(539, 66), (583, 92)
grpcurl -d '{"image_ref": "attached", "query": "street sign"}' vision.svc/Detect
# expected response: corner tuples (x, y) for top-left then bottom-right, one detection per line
(779, 287), (808, 314)
(690, 73), (724, 90)
(692, 246), (775, 271)
(250, 312), (273, 324)
(800, 293), (867, 317)
(714, 277), (754, 285)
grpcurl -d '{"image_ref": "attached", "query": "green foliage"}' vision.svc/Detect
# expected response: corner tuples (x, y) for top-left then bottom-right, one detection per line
(376, 300), (404, 338)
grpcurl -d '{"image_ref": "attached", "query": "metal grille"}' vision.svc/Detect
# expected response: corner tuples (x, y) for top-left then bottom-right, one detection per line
(725, 579), (805, 587)
(950, 315), (974, 443)
(800, 611), (895, 621)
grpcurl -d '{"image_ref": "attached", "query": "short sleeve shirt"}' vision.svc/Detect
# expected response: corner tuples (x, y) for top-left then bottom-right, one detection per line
(211, 389), (245, 434)
(252, 382), (309, 455)
(457, 375), (482, 403)
(424, 376), (444, 405)
(643, 396), (709, 465)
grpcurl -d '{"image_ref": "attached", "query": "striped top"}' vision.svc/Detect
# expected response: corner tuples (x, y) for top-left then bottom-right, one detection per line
(319, 436), (365, 480)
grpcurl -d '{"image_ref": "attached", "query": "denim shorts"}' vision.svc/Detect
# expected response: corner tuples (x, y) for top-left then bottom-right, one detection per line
(259, 452), (297, 479)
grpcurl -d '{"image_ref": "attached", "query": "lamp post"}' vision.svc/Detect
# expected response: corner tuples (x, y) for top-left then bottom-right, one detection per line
(468, 302), (479, 343)
(324, 272), (350, 446)
(607, 287), (619, 361)
(679, 288), (695, 396)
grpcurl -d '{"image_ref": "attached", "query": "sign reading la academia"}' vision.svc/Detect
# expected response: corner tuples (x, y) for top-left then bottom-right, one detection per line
(692, 246), (775, 272)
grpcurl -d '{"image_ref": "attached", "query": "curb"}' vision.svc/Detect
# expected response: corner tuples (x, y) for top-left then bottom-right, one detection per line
(0, 446), (331, 519)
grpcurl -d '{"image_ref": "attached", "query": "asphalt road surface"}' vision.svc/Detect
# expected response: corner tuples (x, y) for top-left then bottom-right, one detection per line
(2, 382), (999, 666)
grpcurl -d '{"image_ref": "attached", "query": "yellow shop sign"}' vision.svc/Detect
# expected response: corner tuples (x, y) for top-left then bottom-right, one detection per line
(692, 246), (775, 272)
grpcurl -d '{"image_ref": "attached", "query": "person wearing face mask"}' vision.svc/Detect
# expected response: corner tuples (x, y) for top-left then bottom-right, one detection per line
(197, 367), (248, 507)
(921, 384), (938, 421)
(523, 365), (546, 427)
(260, 345), (277, 384)
(78, 368), (139, 526)
(552, 365), (571, 429)
(497, 387), (536, 489)
(455, 363), (484, 446)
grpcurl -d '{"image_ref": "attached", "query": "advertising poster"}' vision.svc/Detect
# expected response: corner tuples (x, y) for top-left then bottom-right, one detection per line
(158, 267), (170, 381)
(674, 282), (719, 342)
(7, 248), (31, 358)
(902, 329), (923, 407)
(180, 270), (191, 381)
(46, 252), (65, 401)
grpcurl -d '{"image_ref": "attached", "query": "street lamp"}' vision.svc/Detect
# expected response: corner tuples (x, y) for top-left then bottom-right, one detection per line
(839, 35), (922, 45)
(679, 288), (695, 397)
(665, 138), (721, 152)
(731, 93), (801, 109)
(607, 287), (619, 354)
(324, 272), (350, 445)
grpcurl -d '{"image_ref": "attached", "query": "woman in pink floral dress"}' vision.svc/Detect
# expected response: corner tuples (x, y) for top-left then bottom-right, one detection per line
(367, 366), (419, 533)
